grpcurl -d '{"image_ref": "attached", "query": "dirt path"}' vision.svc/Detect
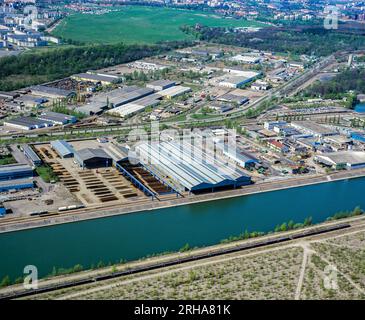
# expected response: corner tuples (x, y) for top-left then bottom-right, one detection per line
(295, 242), (315, 300)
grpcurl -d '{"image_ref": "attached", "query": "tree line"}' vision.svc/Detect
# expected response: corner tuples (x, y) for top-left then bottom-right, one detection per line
(304, 68), (365, 103)
(180, 25), (365, 57)
(0, 40), (193, 91)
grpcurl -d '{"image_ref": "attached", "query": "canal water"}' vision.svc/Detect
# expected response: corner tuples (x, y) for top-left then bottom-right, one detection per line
(1, 177), (365, 281)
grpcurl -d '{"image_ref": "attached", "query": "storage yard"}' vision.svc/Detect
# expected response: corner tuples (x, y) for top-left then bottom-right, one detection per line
(33, 139), (143, 207)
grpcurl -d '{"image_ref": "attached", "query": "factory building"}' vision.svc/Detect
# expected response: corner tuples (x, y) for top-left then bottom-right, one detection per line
(74, 148), (113, 169)
(251, 80), (270, 91)
(315, 151), (365, 170)
(264, 121), (287, 131)
(38, 111), (77, 125)
(0, 91), (19, 100)
(215, 141), (259, 168)
(291, 121), (338, 138)
(71, 72), (121, 85)
(0, 164), (33, 181)
(14, 95), (48, 108)
(30, 85), (75, 100)
(107, 94), (161, 118)
(267, 140), (290, 153)
(0, 178), (34, 192)
(76, 86), (155, 116)
(3, 117), (54, 131)
(136, 141), (251, 193)
(146, 80), (176, 91)
(22, 145), (42, 166)
(109, 87), (155, 108)
(76, 102), (108, 116)
(229, 55), (260, 64)
(217, 92), (249, 105)
(223, 69), (260, 78)
(104, 144), (129, 164)
(219, 76), (253, 89)
(51, 140), (75, 158)
(130, 61), (168, 71)
(156, 86), (191, 99)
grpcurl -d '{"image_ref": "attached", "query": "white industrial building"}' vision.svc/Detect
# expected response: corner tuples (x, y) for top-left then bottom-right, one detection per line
(146, 80), (176, 91)
(229, 55), (260, 64)
(222, 69), (260, 78)
(135, 141), (251, 193)
(107, 95), (161, 118)
(71, 72), (121, 85)
(291, 121), (338, 138)
(315, 151), (365, 170)
(156, 86), (191, 99)
(219, 76), (252, 89)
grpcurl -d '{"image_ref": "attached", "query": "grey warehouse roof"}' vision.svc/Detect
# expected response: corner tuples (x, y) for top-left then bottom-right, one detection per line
(105, 144), (129, 162)
(291, 121), (337, 136)
(22, 145), (41, 163)
(4, 116), (54, 128)
(136, 141), (250, 191)
(51, 140), (74, 157)
(215, 141), (259, 166)
(75, 148), (112, 161)
(30, 85), (75, 98)
(316, 151), (365, 166)
(73, 73), (119, 83)
(0, 163), (33, 175)
(111, 87), (154, 107)
(148, 80), (175, 86)
(218, 93), (249, 105)
(0, 178), (34, 188)
(39, 111), (76, 124)
(76, 102), (107, 115)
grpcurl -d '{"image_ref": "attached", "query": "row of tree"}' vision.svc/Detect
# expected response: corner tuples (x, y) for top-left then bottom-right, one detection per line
(304, 68), (365, 101)
(180, 25), (365, 57)
(0, 40), (193, 91)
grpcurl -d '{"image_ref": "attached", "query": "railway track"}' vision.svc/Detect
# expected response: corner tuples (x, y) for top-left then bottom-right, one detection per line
(0, 221), (351, 300)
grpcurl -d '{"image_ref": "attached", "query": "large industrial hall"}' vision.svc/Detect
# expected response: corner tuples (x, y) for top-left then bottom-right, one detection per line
(135, 140), (252, 193)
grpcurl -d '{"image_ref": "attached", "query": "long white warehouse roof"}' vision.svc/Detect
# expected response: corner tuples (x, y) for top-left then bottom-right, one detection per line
(156, 85), (191, 98)
(136, 141), (250, 191)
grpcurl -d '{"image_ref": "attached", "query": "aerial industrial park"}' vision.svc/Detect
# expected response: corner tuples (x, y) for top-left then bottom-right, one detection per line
(0, 0), (365, 304)
(0, 42), (364, 223)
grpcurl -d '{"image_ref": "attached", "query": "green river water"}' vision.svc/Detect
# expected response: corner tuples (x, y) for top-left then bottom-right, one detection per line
(1, 177), (364, 281)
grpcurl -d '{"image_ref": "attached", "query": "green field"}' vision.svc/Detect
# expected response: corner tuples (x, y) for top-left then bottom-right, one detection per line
(52, 6), (265, 44)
